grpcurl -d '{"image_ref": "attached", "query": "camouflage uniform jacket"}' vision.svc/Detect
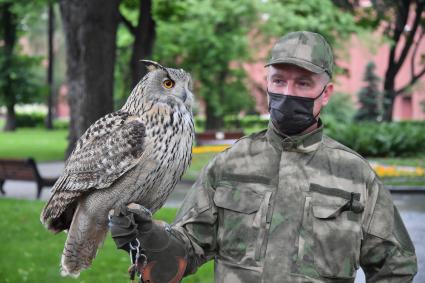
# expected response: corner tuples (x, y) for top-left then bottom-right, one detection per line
(171, 122), (417, 282)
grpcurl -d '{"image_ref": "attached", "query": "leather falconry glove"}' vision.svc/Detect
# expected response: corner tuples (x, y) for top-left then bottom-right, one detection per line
(109, 204), (188, 283)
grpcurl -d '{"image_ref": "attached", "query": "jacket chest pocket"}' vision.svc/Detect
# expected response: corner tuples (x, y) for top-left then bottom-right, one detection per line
(213, 185), (272, 266)
(309, 184), (364, 279)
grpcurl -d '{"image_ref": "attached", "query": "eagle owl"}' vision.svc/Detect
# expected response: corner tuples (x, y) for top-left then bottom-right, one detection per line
(40, 60), (194, 277)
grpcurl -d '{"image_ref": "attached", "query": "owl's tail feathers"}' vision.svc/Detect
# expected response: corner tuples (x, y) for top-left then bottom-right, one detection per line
(40, 176), (80, 232)
(60, 202), (108, 277)
(40, 193), (79, 233)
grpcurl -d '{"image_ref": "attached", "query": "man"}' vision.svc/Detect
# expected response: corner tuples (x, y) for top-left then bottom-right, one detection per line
(110, 31), (417, 282)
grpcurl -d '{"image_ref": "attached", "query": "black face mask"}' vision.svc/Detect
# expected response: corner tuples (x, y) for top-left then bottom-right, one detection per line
(267, 86), (326, 136)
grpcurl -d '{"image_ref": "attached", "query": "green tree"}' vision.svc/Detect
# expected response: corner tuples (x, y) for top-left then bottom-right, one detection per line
(0, 0), (45, 131)
(355, 61), (383, 121)
(154, 0), (257, 129)
(152, 0), (358, 130)
(260, 0), (358, 48)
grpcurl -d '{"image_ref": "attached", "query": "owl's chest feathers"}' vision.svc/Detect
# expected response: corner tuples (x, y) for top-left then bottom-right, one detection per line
(124, 105), (193, 208)
(142, 105), (193, 154)
(133, 104), (193, 195)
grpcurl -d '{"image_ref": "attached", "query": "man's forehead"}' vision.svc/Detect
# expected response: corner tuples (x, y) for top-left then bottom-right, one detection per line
(268, 64), (319, 78)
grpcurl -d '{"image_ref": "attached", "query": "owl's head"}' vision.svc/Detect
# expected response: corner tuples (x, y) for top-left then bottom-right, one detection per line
(123, 60), (194, 114)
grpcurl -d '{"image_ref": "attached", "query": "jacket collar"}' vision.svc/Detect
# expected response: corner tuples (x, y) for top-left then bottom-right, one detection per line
(266, 119), (323, 152)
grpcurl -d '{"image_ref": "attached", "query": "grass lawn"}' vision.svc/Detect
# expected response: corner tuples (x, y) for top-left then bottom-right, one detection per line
(378, 177), (425, 186)
(0, 198), (213, 283)
(0, 128), (68, 161)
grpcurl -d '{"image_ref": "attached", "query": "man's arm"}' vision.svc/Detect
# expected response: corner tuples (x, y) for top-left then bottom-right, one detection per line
(170, 158), (219, 275)
(361, 176), (417, 282)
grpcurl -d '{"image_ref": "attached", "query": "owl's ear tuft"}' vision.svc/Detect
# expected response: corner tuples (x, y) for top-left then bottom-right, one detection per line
(140, 60), (167, 73)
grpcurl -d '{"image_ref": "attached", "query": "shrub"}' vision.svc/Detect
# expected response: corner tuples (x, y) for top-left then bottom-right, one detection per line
(324, 121), (425, 157)
(15, 112), (45, 128)
(53, 119), (70, 129)
(12, 112), (69, 129)
(194, 117), (206, 131)
(321, 92), (355, 125)
(196, 114), (423, 158)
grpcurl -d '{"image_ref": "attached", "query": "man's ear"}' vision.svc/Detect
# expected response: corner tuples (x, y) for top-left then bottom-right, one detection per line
(321, 83), (333, 106)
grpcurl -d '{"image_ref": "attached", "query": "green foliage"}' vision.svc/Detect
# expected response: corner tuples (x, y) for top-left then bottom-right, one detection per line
(149, 0), (359, 129)
(194, 116), (205, 132)
(325, 121), (425, 157)
(52, 119), (70, 129)
(14, 112), (45, 127)
(260, 0), (358, 64)
(0, 53), (46, 106)
(113, 0), (361, 128)
(114, 2), (138, 109)
(0, 199), (214, 283)
(321, 92), (355, 125)
(224, 115), (269, 130)
(114, 34), (133, 109)
(0, 0), (51, 130)
(154, 0), (257, 124)
(355, 61), (383, 121)
(0, 111), (68, 129)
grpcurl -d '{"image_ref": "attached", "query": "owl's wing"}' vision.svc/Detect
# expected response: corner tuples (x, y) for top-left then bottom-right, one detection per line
(53, 111), (146, 193)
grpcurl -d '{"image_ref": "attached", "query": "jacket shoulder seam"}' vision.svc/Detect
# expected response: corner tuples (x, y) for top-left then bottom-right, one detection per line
(321, 136), (377, 182)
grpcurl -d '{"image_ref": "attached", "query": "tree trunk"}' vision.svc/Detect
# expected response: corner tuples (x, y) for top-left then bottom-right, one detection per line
(4, 103), (16, 131)
(205, 103), (223, 130)
(45, 2), (54, 129)
(130, 0), (156, 88)
(1, 2), (17, 131)
(383, 53), (397, 122)
(381, 0), (424, 121)
(60, 0), (120, 156)
(383, 77), (396, 122)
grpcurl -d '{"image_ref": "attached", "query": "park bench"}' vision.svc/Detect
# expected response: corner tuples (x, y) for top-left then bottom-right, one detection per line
(0, 158), (58, 199)
(196, 131), (245, 146)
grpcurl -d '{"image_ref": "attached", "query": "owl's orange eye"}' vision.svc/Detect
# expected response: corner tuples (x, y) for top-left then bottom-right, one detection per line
(162, 79), (175, 89)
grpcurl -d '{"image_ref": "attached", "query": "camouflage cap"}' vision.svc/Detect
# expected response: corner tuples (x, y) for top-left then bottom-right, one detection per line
(265, 31), (334, 78)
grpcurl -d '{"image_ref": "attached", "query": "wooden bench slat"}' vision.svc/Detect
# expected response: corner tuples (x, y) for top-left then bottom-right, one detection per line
(0, 171), (36, 180)
(0, 158), (59, 199)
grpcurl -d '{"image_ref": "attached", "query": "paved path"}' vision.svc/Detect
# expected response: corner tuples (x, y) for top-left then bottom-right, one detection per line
(1, 162), (424, 282)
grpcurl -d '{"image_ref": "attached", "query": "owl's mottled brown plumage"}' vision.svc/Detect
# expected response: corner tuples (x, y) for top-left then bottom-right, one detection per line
(40, 60), (194, 277)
